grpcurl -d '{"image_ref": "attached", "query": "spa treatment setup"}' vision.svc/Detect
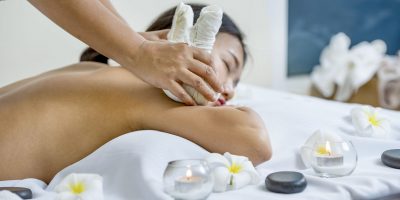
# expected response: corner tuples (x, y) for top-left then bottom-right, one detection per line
(1, 0), (400, 200)
(3, 85), (399, 200)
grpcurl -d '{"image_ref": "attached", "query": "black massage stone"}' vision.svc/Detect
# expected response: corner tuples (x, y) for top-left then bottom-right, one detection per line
(381, 149), (400, 169)
(265, 171), (307, 194)
(0, 187), (32, 199)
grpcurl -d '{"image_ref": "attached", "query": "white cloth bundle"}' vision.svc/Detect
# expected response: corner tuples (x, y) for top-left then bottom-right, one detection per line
(167, 2), (193, 43)
(190, 5), (222, 53)
(378, 52), (400, 109)
(163, 3), (223, 105)
(311, 33), (386, 101)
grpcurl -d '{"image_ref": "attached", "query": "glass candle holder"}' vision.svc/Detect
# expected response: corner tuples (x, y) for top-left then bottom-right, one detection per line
(304, 140), (357, 178)
(163, 159), (214, 200)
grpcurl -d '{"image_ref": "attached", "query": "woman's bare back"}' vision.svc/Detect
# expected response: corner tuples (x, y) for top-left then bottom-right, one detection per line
(0, 62), (271, 183)
(0, 62), (158, 182)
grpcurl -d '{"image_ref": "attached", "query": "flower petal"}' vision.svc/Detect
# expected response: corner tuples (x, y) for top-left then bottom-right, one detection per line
(371, 126), (388, 138)
(205, 153), (230, 168)
(211, 167), (230, 192)
(240, 161), (260, 184)
(378, 118), (391, 133)
(224, 152), (248, 166)
(351, 106), (372, 134)
(230, 172), (252, 190)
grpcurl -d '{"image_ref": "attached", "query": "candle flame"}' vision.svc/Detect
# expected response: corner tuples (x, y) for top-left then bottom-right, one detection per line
(325, 141), (332, 155)
(186, 168), (192, 178)
(316, 141), (332, 155)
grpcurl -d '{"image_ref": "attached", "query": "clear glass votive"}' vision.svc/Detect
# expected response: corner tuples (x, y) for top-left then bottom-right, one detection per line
(306, 140), (357, 178)
(163, 159), (214, 200)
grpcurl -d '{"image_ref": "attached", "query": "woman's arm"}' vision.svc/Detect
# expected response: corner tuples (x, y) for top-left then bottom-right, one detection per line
(143, 105), (272, 165)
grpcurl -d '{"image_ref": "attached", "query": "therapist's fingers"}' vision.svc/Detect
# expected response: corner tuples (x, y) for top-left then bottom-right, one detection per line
(178, 70), (217, 102)
(191, 46), (212, 65)
(156, 29), (170, 40)
(168, 81), (196, 106)
(191, 47), (224, 93)
(188, 59), (222, 97)
(139, 29), (170, 41)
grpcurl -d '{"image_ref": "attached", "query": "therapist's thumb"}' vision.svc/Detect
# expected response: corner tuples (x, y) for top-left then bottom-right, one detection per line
(139, 29), (170, 41)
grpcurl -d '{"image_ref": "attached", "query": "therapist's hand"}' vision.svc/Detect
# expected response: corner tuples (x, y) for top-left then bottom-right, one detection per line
(139, 30), (169, 41)
(126, 40), (223, 105)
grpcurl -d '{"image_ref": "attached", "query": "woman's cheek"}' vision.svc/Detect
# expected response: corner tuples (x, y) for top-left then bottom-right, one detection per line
(214, 66), (227, 81)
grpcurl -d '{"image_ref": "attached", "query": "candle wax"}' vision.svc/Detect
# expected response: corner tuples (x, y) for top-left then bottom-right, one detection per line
(315, 154), (344, 167)
(175, 175), (203, 193)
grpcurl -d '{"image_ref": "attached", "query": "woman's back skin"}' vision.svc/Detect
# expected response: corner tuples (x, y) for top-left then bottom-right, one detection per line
(0, 62), (271, 183)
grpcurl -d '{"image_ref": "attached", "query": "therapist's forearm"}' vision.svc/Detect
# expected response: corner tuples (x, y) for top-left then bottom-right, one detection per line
(98, 0), (127, 24)
(28, 0), (145, 65)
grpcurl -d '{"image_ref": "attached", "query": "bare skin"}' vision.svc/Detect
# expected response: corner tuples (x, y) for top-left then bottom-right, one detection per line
(28, 0), (223, 105)
(0, 34), (271, 183)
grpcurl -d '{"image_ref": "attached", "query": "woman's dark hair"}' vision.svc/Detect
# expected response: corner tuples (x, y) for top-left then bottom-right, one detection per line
(80, 4), (247, 65)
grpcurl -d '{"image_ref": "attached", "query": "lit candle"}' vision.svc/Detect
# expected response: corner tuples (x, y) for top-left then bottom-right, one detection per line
(174, 167), (203, 193)
(315, 141), (343, 167)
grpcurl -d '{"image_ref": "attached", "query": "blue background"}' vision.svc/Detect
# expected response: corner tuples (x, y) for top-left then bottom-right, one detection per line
(288, 0), (400, 76)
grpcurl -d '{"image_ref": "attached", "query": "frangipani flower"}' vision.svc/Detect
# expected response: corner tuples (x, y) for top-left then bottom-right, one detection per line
(0, 190), (22, 200)
(55, 173), (103, 200)
(311, 32), (386, 101)
(205, 152), (259, 192)
(351, 106), (391, 138)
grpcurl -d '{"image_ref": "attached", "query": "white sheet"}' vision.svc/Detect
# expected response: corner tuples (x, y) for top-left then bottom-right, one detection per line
(1, 84), (400, 200)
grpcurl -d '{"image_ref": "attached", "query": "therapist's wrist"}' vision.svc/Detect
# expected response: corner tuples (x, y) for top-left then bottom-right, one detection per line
(118, 34), (147, 69)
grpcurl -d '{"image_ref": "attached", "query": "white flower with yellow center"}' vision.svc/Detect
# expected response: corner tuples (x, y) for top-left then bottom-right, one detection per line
(351, 106), (391, 138)
(205, 152), (259, 192)
(55, 173), (103, 200)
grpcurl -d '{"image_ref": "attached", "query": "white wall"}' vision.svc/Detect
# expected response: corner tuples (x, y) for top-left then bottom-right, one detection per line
(0, 0), (287, 88)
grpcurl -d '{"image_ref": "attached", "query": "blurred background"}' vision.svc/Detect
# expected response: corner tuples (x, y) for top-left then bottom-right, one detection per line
(1, 0), (399, 106)
(0, 0), (286, 88)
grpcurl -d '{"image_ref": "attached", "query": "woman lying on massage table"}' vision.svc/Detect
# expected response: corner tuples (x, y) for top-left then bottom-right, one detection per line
(0, 4), (271, 183)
